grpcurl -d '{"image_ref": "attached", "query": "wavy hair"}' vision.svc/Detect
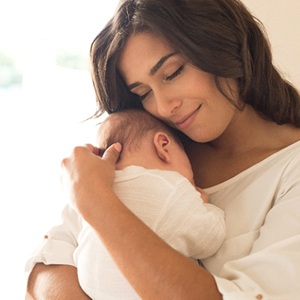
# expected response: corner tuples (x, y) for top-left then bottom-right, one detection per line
(90, 0), (300, 126)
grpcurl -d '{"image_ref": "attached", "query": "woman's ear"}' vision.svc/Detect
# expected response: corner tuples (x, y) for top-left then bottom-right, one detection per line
(153, 132), (172, 163)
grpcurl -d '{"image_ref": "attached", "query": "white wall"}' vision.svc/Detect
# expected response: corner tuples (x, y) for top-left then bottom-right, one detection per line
(242, 0), (300, 88)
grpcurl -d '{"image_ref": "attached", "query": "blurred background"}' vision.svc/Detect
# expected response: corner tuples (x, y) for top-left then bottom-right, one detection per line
(0, 0), (299, 298)
(0, 0), (119, 298)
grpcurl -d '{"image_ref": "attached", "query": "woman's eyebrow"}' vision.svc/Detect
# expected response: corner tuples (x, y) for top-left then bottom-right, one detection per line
(128, 52), (177, 91)
(150, 52), (177, 76)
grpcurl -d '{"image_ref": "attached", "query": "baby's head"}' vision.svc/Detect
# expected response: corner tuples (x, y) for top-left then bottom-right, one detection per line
(97, 109), (194, 183)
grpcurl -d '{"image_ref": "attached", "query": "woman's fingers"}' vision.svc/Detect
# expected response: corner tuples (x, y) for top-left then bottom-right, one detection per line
(195, 187), (209, 203)
(102, 142), (122, 162)
(60, 143), (122, 219)
(84, 143), (101, 155)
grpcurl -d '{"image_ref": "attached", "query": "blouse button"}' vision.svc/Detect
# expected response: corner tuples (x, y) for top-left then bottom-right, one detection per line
(256, 294), (263, 300)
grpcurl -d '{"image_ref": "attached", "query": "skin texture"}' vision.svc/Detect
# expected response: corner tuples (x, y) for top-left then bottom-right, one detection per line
(27, 32), (300, 299)
(26, 264), (91, 299)
(118, 33), (239, 145)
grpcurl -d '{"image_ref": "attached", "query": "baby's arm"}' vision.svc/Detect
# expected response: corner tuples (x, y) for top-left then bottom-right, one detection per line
(155, 179), (225, 260)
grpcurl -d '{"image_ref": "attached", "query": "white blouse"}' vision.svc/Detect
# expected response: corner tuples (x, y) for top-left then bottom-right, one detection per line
(25, 141), (300, 299)
(202, 140), (300, 300)
(26, 166), (225, 299)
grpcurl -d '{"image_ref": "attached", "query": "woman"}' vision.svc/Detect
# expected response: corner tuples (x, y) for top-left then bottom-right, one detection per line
(27, 0), (300, 299)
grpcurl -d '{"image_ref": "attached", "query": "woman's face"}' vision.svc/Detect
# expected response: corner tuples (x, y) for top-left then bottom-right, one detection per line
(118, 32), (240, 143)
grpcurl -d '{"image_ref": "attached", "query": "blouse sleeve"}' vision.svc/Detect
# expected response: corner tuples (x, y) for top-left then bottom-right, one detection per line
(25, 204), (82, 278)
(212, 154), (300, 300)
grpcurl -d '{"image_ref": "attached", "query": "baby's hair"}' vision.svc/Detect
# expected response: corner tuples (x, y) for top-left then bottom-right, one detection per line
(97, 109), (181, 151)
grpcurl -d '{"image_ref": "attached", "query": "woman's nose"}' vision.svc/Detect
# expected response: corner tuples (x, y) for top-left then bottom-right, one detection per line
(155, 88), (182, 118)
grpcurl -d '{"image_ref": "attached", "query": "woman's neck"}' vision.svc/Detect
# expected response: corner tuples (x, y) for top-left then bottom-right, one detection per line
(186, 105), (300, 187)
(207, 105), (298, 156)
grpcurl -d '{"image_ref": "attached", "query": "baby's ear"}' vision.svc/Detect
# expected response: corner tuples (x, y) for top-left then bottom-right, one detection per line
(153, 132), (171, 163)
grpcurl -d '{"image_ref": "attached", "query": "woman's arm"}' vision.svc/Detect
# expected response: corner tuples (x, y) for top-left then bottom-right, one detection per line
(89, 191), (222, 299)
(62, 143), (222, 300)
(26, 264), (91, 299)
(25, 205), (84, 298)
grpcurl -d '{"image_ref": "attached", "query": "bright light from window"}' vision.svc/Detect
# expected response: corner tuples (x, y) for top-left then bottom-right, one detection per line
(0, 1), (118, 298)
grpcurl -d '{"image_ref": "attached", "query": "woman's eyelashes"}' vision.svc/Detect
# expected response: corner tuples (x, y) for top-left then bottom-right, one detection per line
(138, 65), (185, 101)
(139, 90), (152, 102)
(165, 65), (184, 81)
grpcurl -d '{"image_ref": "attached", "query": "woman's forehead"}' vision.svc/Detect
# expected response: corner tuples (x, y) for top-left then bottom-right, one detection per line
(117, 32), (175, 80)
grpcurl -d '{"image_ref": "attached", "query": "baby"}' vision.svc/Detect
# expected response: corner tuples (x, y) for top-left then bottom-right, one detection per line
(74, 109), (226, 299)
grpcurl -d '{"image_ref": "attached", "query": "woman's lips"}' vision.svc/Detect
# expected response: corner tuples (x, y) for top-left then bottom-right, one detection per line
(176, 105), (201, 130)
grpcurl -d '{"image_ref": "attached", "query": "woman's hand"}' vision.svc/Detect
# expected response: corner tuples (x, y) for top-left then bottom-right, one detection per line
(61, 142), (122, 221)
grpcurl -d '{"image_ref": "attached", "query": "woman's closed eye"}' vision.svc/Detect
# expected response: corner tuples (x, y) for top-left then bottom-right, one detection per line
(139, 90), (152, 102)
(165, 65), (184, 81)
(138, 65), (185, 101)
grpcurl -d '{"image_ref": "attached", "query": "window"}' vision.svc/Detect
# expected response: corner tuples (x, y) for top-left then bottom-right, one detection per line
(0, 1), (118, 298)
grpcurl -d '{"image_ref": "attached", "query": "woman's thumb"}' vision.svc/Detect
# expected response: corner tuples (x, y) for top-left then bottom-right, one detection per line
(102, 142), (122, 163)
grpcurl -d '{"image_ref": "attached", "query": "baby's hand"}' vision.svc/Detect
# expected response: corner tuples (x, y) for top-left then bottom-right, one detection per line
(195, 187), (209, 203)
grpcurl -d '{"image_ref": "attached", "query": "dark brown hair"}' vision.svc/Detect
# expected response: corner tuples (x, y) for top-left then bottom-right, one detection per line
(91, 0), (300, 126)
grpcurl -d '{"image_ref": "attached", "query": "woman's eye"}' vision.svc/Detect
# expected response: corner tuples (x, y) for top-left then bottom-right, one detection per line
(166, 65), (184, 81)
(139, 90), (152, 102)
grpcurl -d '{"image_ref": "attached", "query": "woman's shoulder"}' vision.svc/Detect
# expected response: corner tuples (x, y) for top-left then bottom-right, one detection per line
(205, 140), (300, 193)
(185, 123), (300, 188)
